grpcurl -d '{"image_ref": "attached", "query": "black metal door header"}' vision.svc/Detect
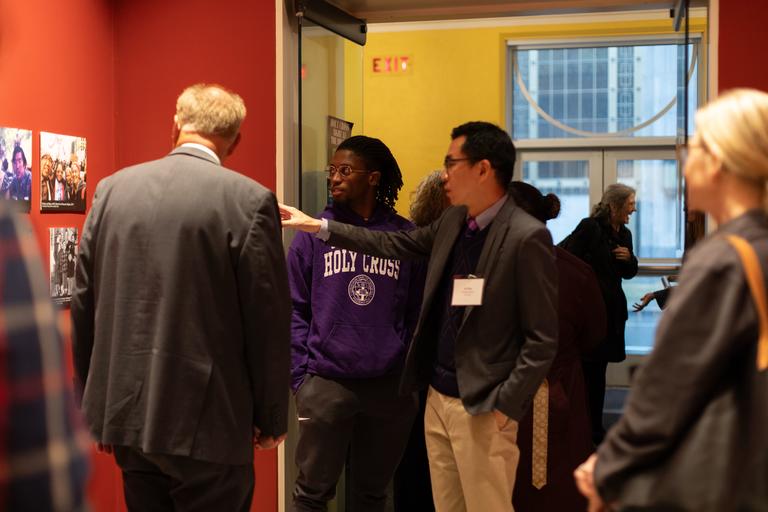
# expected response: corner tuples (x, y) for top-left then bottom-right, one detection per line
(296, 0), (367, 46)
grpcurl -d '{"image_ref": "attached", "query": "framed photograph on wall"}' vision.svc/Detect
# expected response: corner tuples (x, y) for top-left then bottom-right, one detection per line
(0, 126), (33, 212)
(49, 227), (78, 305)
(40, 132), (87, 213)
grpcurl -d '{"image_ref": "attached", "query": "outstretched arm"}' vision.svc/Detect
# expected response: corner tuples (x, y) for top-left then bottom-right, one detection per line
(631, 291), (656, 312)
(281, 202), (442, 261)
(280, 203), (322, 232)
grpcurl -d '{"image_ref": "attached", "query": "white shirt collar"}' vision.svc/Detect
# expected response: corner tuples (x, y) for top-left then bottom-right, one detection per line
(180, 143), (220, 165)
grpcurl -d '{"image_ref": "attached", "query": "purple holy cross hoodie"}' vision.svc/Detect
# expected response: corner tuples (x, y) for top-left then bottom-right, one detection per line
(287, 203), (424, 392)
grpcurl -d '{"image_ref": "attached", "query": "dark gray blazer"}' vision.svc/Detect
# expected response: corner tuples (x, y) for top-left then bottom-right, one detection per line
(71, 147), (291, 465)
(327, 195), (558, 420)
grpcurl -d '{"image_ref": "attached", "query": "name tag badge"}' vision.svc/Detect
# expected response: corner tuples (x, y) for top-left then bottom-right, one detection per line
(451, 275), (484, 306)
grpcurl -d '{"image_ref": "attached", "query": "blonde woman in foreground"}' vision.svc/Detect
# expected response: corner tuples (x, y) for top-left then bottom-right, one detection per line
(575, 88), (768, 511)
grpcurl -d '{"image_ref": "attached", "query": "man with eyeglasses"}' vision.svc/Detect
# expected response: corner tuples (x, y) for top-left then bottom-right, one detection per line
(287, 135), (424, 512)
(281, 122), (557, 512)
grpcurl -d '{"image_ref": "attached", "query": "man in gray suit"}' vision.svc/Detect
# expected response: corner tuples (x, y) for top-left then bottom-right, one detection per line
(72, 84), (291, 511)
(281, 121), (557, 511)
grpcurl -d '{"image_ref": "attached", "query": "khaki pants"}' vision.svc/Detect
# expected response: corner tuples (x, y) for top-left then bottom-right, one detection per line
(424, 387), (519, 512)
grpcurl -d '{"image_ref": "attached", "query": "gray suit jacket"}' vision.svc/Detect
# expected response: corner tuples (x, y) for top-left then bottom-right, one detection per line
(71, 147), (291, 465)
(327, 195), (557, 420)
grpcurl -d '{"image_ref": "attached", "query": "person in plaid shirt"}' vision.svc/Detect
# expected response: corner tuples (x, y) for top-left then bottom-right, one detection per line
(0, 204), (89, 511)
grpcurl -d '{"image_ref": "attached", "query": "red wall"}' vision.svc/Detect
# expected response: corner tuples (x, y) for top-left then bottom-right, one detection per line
(113, 0), (278, 189)
(718, 1), (768, 92)
(1, 0), (280, 510)
(0, 0), (120, 509)
(0, 0), (115, 263)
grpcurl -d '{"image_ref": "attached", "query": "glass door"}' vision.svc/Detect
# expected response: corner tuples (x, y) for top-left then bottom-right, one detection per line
(300, 19), (364, 215)
(604, 149), (681, 356)
(291, 14), (365, 512)
(518, 147), (682, 362)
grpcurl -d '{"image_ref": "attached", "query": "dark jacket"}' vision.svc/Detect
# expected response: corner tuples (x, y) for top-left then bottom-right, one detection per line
(326, 195), (558, 421)
(595, 209), (768, 511)
(514, 247), (606, 511)
(71, 146), (291, 465)
(560, 216), (638, 362)
(9, 170), (31, 201)
(287, 203), (423, 391)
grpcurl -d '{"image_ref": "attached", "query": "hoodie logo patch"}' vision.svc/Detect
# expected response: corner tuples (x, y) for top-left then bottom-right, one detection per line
(348, 274), (375, 306)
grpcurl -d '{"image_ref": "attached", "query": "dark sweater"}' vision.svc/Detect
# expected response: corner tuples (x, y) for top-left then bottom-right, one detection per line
(431, 222), (490, 397)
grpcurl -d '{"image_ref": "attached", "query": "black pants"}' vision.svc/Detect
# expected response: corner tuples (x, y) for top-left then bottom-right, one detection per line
(292, 374), (417, 512)
(113, 446), (254, 512)
(393, 388), (434, 512)
(582, 360), (609, 446)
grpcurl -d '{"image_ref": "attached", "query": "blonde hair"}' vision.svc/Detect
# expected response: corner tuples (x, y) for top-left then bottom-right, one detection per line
(695, 88), (768, 183)
(175, 84), (246, 140)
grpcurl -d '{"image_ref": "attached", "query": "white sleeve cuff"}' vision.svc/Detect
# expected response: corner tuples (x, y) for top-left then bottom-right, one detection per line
(317, 218), (331, 241)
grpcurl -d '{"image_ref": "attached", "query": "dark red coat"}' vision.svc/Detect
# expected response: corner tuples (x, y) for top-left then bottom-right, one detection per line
(514, 247), (606, 511)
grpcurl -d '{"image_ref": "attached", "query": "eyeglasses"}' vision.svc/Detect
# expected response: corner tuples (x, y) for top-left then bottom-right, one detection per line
(443, 157), (473, 173)
(676, 139), (708, 168)
(326, 164), (369, 178)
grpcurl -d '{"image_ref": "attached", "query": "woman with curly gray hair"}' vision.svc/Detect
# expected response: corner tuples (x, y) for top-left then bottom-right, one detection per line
(409, 170), (449, 227)
(560, 183), (638, 446)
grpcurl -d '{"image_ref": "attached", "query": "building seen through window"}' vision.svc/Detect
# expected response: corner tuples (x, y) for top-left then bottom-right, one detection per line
(512, 41), (697, 353)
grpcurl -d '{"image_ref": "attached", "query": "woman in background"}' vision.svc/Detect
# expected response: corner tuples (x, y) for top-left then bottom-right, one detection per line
(409, 170), (448, 228)
(509, 181), (606, 511)
(576, 88), (768, 511)
(393, 169), (446, 512)
(560, 183), (638, 445)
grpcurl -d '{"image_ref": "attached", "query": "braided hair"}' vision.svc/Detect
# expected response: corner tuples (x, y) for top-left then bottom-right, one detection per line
(337, 135), (403, 211)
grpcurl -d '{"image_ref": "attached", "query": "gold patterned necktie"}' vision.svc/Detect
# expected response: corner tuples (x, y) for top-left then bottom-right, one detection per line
(532, 378), (549, 489)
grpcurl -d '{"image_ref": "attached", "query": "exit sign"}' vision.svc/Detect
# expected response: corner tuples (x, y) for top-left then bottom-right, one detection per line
(372, 56), (411, 74)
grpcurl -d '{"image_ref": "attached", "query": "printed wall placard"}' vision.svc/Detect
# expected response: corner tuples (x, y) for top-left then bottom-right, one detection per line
(327, 116), (353, 160)
(0, 126), (34, 213)
(40, 132), (87, 213)
(50, 227), (78, 305)
(326, 116), (354, 205)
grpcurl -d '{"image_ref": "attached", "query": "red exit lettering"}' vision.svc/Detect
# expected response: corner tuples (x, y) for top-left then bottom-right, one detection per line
(372, 56), (410, 74)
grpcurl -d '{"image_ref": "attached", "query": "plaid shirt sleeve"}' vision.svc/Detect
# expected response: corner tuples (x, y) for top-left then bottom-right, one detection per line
(0, 206), (89, 511)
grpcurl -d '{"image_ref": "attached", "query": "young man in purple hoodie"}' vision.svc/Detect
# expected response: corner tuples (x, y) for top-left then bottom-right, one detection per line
(288, 136), (424, 512)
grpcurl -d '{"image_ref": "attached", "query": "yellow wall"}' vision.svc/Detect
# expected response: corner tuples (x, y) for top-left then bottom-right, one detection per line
(344, 39), (365, 136)
(362, 17), (706, 215)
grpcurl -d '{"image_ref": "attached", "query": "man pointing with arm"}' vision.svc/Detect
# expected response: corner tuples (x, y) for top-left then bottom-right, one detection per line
(282, 121), (557, 512)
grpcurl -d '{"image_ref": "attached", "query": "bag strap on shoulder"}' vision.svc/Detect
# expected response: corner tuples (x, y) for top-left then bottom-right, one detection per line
(725, 234), (768, 371)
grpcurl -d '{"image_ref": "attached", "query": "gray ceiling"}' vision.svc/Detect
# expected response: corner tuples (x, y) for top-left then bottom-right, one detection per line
(328, 0), (708, 23)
